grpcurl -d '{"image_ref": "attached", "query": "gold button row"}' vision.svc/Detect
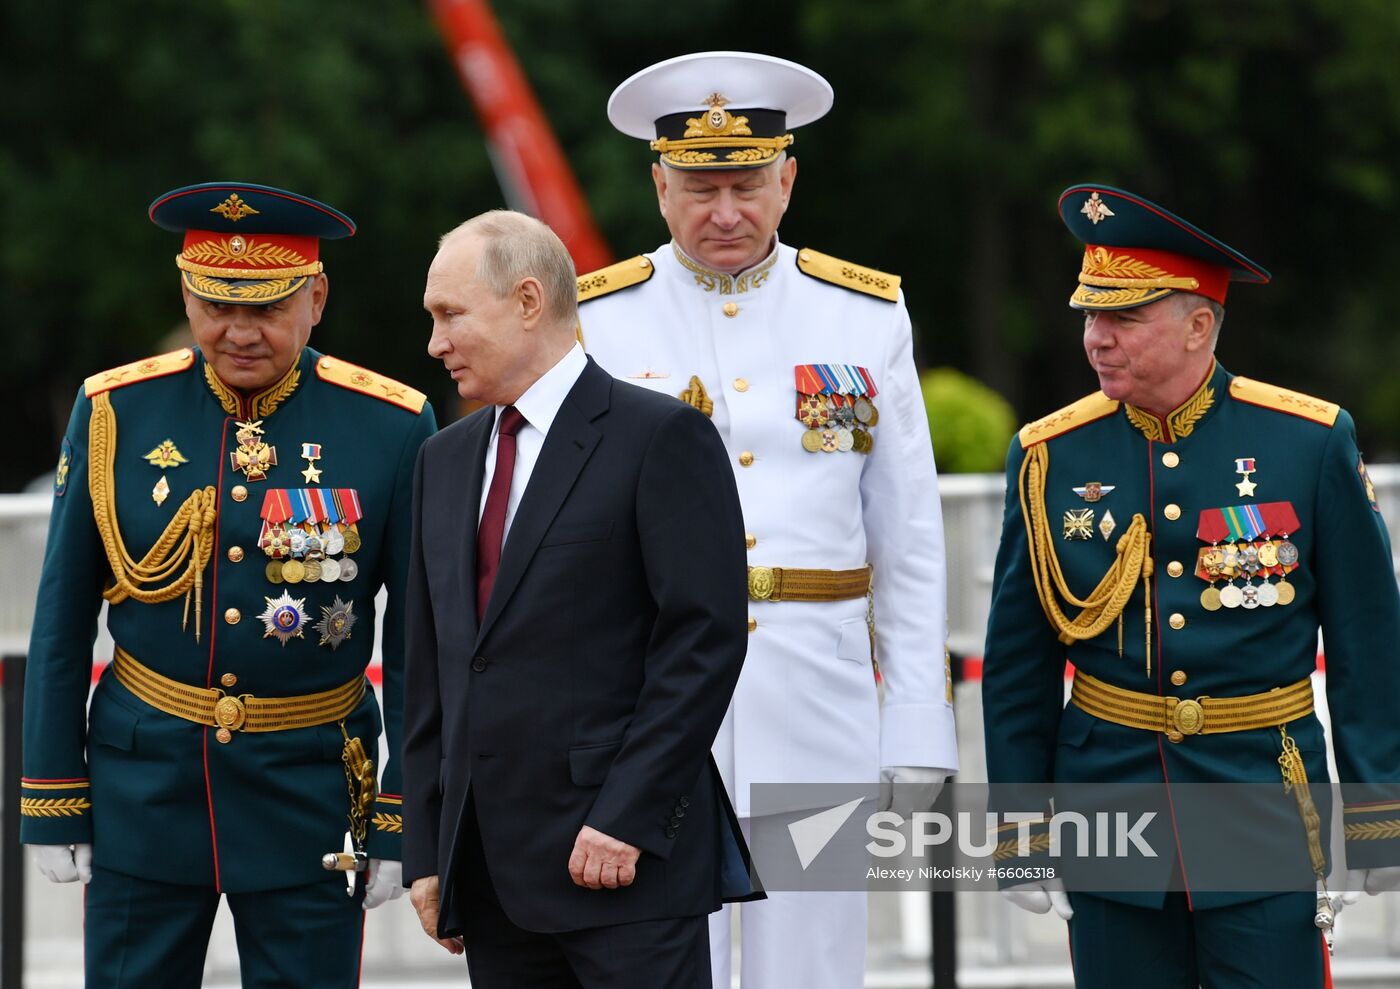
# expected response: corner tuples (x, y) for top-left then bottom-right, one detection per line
(739, 451), (754, 467)
(1162, 451), (1180, 468)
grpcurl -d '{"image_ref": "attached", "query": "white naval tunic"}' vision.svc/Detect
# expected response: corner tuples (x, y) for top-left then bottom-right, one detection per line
(581, 240), (957, 817)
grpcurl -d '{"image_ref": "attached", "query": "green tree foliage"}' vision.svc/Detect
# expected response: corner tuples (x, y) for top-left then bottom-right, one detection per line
(5, 1), (1400, 489)
(920, 368), (1017, 473)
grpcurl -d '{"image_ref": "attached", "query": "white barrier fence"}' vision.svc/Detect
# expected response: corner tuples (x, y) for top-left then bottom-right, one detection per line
(3, 468), (1400, 986)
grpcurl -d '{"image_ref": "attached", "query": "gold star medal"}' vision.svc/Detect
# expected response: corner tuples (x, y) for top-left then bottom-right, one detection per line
(258, 592), (308, 645)
(1234, 457), (1257, 497)
(300, 442), (323, 483)
(314, 596), (357, 649)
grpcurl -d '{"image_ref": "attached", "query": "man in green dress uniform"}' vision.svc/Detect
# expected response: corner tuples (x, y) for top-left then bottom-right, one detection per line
(982, 184), (1400, 986)
(22, 182), (436, 987)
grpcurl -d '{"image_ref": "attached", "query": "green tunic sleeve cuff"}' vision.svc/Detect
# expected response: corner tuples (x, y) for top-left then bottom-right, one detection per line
(365, 792), (403, 860)
(1343, 800), (1400, 869)
(19, 779), (93, 846)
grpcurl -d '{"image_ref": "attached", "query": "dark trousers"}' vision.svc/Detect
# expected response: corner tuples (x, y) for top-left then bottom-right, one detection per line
(84, 865), (364, 988)
(458, 795), (711, 989)
(1068, 890), (1327, 989)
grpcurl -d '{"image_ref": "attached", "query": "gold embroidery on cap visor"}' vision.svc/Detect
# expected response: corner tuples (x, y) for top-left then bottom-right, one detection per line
(182, 271), (310, 304)
(651, 133), (794, 169)
(1070, 246), (1200, 310)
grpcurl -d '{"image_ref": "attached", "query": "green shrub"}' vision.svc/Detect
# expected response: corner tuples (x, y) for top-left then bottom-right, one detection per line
(919, 367), (1016, 473)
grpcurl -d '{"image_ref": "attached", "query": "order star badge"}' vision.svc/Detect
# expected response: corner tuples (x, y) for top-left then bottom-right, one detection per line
(314, 596), (357, 650)
(1081, 191), (1116, 225)
(259, 592), (309, 645)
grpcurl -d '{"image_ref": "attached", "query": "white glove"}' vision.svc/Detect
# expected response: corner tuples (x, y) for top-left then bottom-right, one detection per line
(878, 766), (950, 817)
(1337, 866), (1400, 909)
(1003, 877), (1074, 920)
(363, 858), (405, 910)
(29, 843), (92, 884)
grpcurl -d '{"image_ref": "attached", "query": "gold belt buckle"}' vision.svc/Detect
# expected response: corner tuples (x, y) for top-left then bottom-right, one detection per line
(1171, 698), (1205, 737)
(748, 566), (776, 601)
(214, 693), (248, 732)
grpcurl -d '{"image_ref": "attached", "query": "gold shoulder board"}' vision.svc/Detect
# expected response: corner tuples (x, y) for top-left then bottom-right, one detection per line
(1018, 392), (1121, 447)
(315, 355), (427, 414)
(1230, 377), (1339, 427)
(84, 348), (195, 398)
(577, 256), (654, 303)
(796, 248), (900, 302)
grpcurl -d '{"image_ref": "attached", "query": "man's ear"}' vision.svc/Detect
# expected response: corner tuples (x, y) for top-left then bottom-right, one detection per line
(652, 163), (669, 219)
(517, 276), (546, 327)
(308, 273), (330, 326)
(777, 155), (797, 213)
(1183, 303), (1215, 353)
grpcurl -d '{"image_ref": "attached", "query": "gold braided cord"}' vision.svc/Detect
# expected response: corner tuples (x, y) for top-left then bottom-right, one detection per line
(89, 392), (217, 640)
(176, 258), (322, 280)
(650, 133), (794, 153)
(1018, 441), (1154, 657)
(1079, 273), (1200, 290)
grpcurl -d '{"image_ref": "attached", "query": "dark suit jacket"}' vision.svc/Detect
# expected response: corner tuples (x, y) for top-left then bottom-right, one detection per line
(402, 357), (758, 935)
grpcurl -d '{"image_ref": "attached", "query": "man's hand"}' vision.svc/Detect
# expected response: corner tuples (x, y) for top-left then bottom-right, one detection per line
(568, 825), (640, 890)
(1003, 877), (1074, 920)
(409, 875), (464, 955)
(879, 766), (951, 818)
(29, 843), (92, 884)
(363, 859), (406, 910)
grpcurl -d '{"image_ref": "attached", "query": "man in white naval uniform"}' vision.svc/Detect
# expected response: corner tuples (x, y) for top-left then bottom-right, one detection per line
(579, 52), (958, 987)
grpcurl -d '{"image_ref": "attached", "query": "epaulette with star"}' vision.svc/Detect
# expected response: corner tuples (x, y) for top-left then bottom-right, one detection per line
(577, 256), (655, 303)
(314, 355), (427, 414)
(796, 248), (900, 302)
(1018, 392), (1121, 448)
(84, 348), (195, 398)
(1229, 377), (1339, 428)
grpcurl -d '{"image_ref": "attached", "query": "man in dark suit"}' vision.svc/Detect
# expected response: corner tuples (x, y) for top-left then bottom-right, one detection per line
(404, 209), (757, 987)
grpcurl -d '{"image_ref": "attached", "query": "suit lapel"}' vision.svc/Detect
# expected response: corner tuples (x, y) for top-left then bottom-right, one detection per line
(475, 360), (610, 645)
(453, 409), (493, 641)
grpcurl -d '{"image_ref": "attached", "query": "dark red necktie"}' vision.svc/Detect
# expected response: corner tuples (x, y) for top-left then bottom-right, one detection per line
(476, 406), (526, 621)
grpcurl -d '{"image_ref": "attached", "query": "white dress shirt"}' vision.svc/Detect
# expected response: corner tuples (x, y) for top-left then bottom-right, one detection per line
(477, 342), (588, 542)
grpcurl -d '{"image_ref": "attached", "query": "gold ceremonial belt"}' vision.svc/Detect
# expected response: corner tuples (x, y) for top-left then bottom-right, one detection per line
(747, 564), (872, 603)
(112, 647), (365, 734)
(1071, 670), (1313, 741)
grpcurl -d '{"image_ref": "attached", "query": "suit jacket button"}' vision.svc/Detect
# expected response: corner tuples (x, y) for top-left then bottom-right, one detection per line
(674, 807), (685, 818)
(679, 797), (690, 808)
(665, 827), (678, 838)
(471, 656), (487, 672)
